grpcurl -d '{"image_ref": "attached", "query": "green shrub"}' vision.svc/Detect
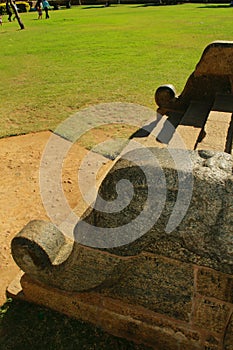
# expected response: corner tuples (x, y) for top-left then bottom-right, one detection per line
(0, 3), (6, 14)
(17, 1), (30, 12)
(0, 1), (30, 14)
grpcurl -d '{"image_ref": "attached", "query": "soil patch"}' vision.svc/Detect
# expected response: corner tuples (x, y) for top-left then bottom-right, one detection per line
(0, 131), (112, 305)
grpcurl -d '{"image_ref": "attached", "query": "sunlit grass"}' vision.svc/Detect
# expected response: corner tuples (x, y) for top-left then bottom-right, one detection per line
(0, 3), (232, 137)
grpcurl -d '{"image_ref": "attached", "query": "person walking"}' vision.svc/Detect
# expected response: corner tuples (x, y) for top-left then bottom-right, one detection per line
(36, 0), (42, 19)
(6, 2), (12, 22)
(42, 0), (50, 19)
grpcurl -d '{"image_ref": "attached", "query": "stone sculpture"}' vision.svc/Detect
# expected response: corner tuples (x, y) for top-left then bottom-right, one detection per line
(155, 41), (233, 114)
(9, 41), (233, 349)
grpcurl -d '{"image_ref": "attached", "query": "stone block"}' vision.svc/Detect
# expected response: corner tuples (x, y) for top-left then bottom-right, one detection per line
(224, 311), (233, 350)
(203, 334), (221, 350)
(192, 297), (232, 334)
(98, 253), (194, 322)
(8, 273), (202, 350)
(196, 267), (233, 303)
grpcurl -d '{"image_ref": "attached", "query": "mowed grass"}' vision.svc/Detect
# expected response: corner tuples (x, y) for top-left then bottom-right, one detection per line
(0, 3), (232, 138)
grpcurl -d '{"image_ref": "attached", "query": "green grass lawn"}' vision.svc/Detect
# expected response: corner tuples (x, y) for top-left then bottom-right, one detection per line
(0, 3), (232, 138)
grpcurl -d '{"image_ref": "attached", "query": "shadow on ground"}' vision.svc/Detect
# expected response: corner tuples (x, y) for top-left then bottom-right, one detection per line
(0, 299), (151, 350)
(133, 3), (161, 7)
(81, 5), (118, 9)
(198, 4), (232, 8)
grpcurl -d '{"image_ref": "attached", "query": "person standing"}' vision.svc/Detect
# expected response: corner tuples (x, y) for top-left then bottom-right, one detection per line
(42, 0), (50, 19)
(36, 0), (42, 19)
(6, 2), (12, 22)
(0, 6), (2, 25)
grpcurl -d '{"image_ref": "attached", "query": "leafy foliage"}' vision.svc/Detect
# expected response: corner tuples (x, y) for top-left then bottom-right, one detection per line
(0, 1), (30, 14)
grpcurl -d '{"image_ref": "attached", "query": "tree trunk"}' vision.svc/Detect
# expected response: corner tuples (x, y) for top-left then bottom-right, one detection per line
(7, 0), (25, 29)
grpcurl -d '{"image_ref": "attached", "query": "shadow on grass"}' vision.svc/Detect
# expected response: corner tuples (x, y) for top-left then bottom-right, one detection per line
(198, 4), (232, 8)
(82, 5), (105, 9)
(133, 3), (162, 7)
(81, 5), (118, 9)
(133, 2), (180, 7)
(0, 299), (151, 350)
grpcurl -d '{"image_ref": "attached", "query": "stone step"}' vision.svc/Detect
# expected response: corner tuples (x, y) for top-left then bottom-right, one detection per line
(196, 111), (233, 153)
(212, 93), (233, 112)
(175, 101), (211, 150)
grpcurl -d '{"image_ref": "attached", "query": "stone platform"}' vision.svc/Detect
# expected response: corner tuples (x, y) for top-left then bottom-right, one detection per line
(8, 147), (233, 350)
(7, 261), (233, 350)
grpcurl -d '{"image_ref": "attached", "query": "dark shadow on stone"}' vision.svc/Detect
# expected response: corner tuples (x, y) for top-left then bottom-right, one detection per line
(130, 111), (182, 145)
(0, 299), (151, 349)
(129, 120), (159, 139)
(156, 111), (182, 144)
(224, 113), (233, 154)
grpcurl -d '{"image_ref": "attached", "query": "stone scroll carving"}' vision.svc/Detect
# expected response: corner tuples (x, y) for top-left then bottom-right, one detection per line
(12, 148), (233, 289)
(10, 148), (233, 349)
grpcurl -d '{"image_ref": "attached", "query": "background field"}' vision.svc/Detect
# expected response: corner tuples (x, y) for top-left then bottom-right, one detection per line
(0, 3), (233, 138)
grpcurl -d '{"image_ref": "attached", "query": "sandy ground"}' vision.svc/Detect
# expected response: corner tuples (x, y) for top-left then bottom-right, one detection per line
(0, 131), (112, 305)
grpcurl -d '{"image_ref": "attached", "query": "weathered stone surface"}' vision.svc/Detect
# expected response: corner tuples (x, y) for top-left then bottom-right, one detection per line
(12, 220), (126, 291)
(195, 41), (233, 76)
(82, 148), (233, 274)
(10, 144), (233, 349)
(97, 253), (194, 322)
(204, 335), (221, 350)
(9, 274), (202, 350)
(196, 267), (233, 303)
(11, 148), (233, 289)
(224, 311), (233, 350)
(193, 297), (232, 334)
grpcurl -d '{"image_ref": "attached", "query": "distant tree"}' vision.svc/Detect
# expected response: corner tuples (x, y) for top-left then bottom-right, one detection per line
(6, 0), (25, 29)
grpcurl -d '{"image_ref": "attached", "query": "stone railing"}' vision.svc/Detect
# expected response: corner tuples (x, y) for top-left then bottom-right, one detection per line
(10, 147), (233, 349)
(9, 41), (233, 349)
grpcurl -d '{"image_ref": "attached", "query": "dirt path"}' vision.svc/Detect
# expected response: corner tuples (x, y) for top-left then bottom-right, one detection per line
(0, 131), (111, 305)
